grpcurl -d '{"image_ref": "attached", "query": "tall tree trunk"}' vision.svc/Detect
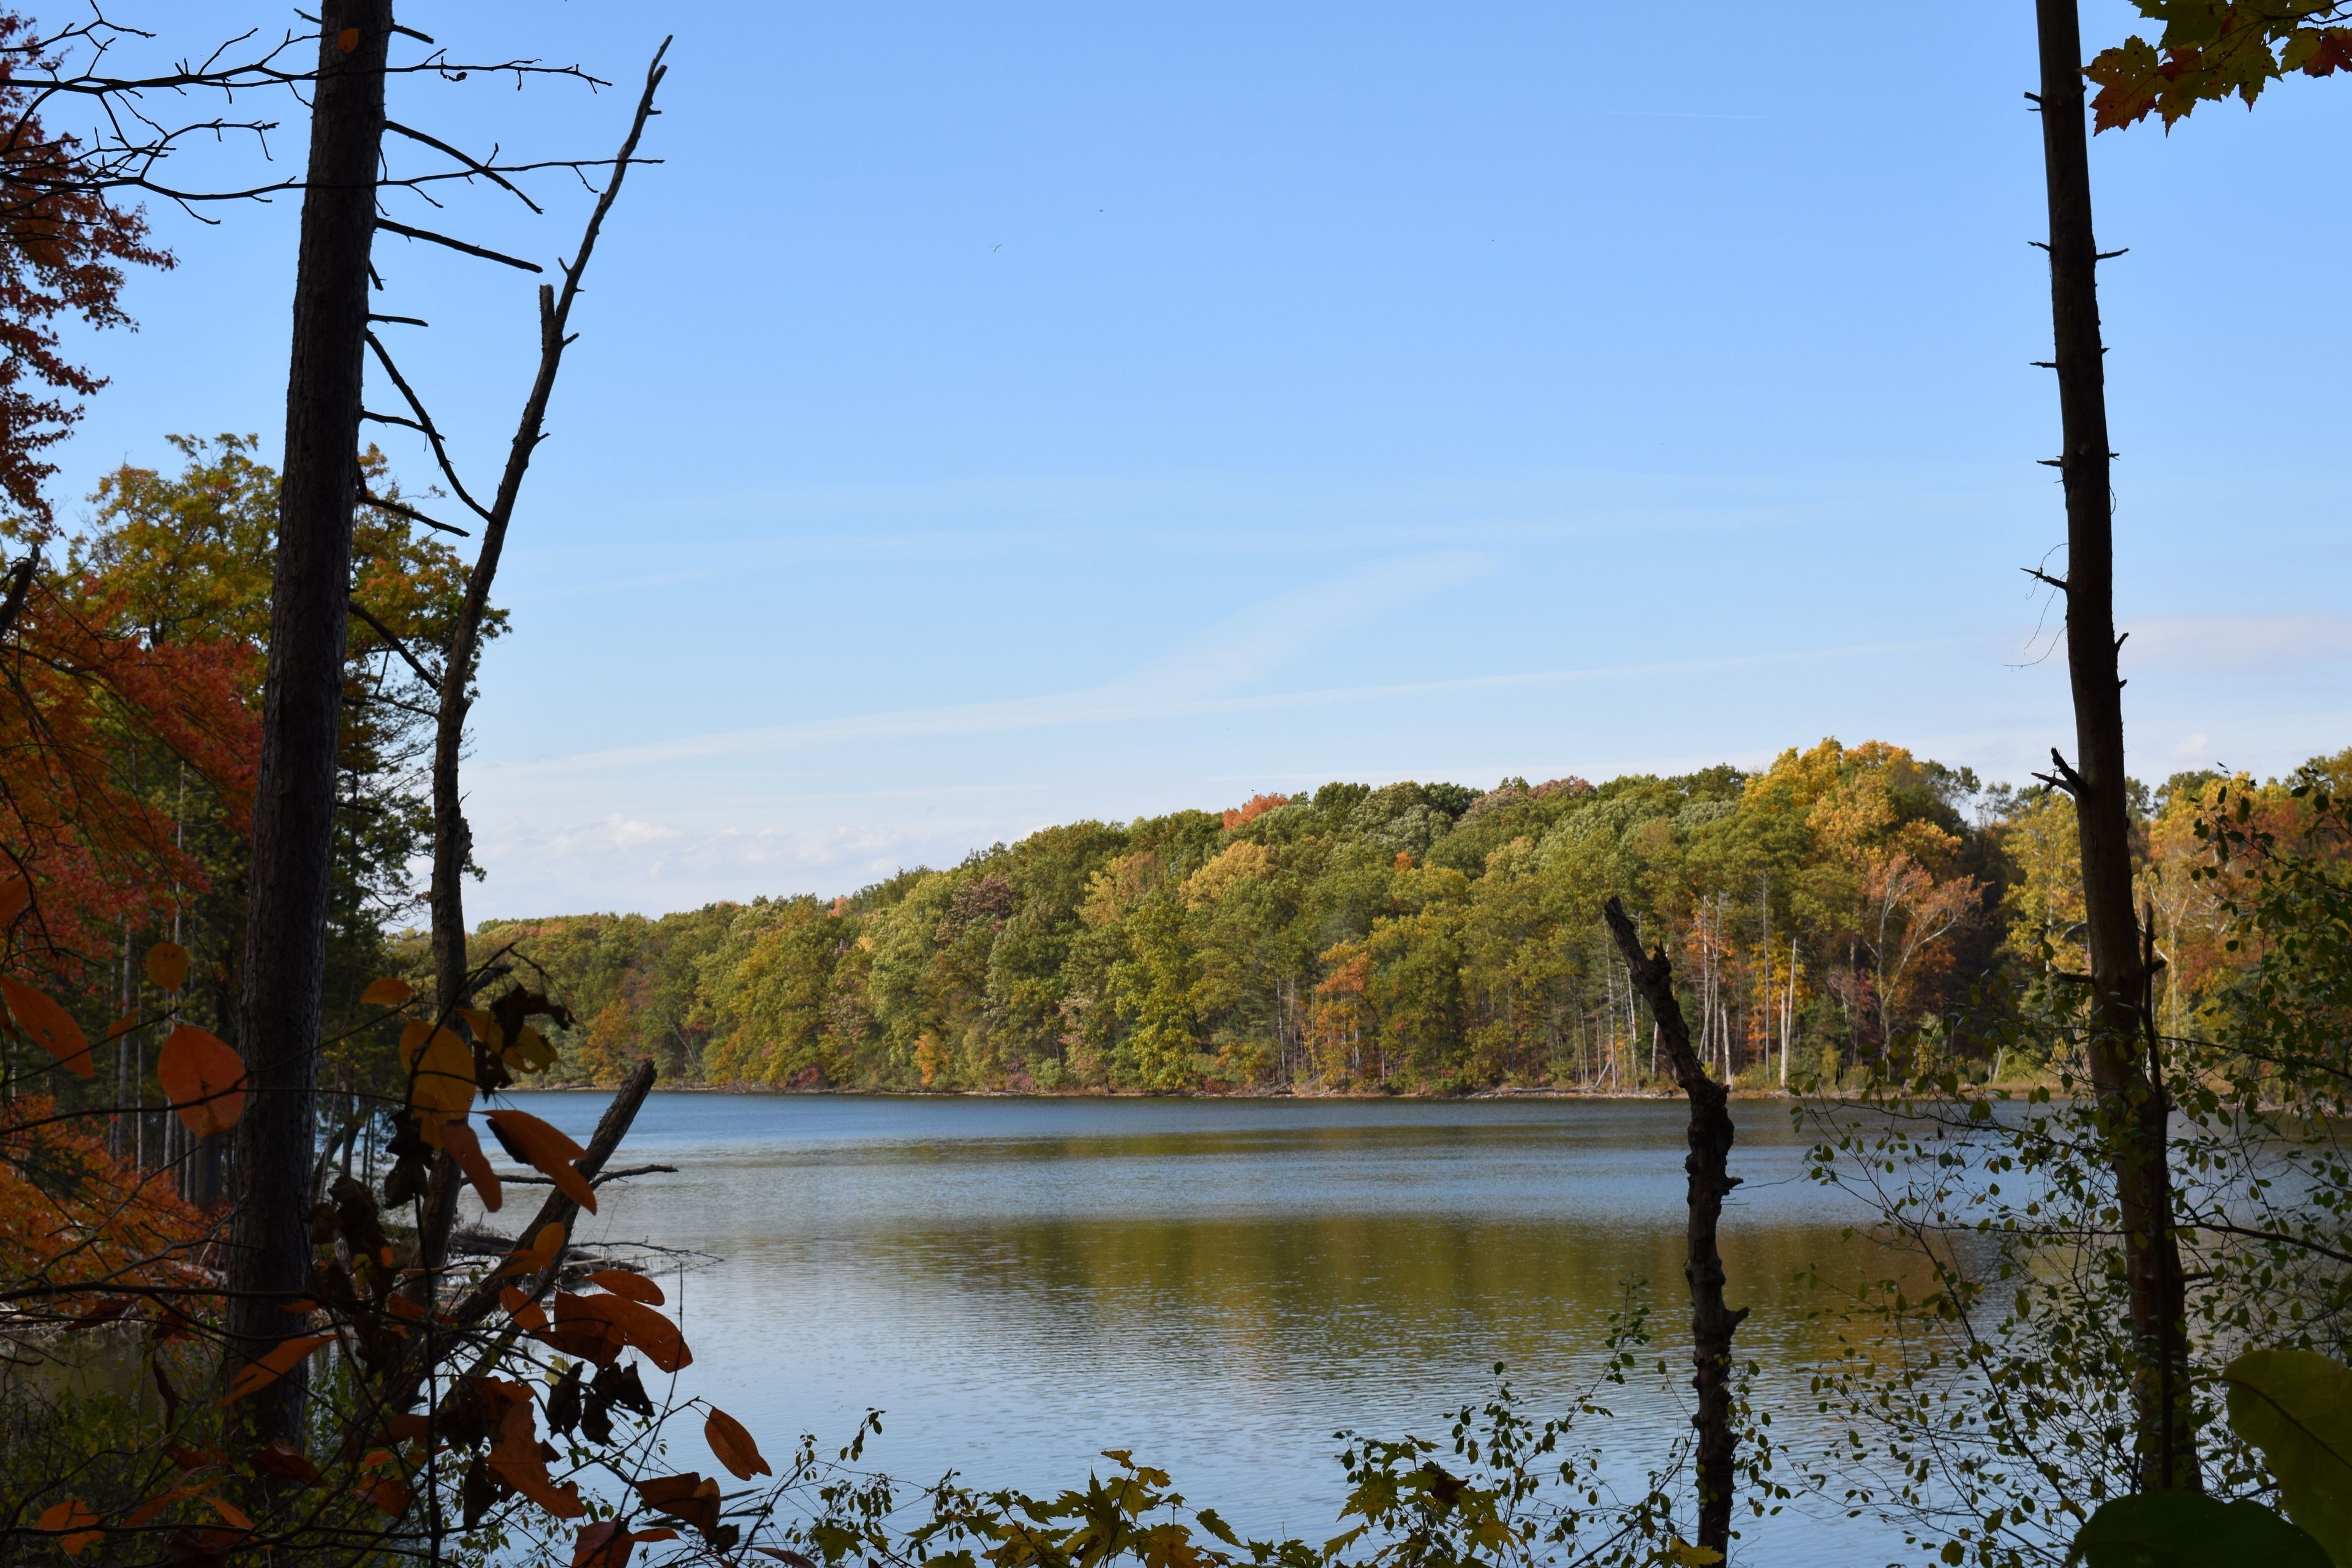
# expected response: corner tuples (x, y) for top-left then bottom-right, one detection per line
(224, 0), (390, 1442)
(2031, 0), (2197, 1491)
(1603, 897), (1747, 1558)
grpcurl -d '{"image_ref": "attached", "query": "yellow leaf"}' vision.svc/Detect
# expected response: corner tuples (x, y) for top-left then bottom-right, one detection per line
(509, 1023), (557, 1071)
(459, 1007), (503, 1052)
(401, 1022), (475, 1117)
(145, 941), (189, 993)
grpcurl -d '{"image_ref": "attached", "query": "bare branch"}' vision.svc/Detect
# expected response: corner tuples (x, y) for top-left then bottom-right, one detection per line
(385, 118), (541, 213)
(359, 486), (468, 537)
(345, 598), (439, 687)
(361, 331), (493, 521)
(373, 216), (543, 272)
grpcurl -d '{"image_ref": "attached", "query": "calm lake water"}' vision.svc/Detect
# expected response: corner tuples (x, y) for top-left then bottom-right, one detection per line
(493, 1093), (1921, 1567)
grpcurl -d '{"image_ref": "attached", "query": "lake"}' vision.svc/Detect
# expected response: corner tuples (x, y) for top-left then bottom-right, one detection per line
(494, 1092), (1918, 1567)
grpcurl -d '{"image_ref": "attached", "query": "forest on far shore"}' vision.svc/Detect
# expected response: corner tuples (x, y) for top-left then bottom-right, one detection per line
(464, 738), (2352, 1096)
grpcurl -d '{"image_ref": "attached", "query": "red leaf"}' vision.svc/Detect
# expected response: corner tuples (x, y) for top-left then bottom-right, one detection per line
(2, 976), (91, 1077)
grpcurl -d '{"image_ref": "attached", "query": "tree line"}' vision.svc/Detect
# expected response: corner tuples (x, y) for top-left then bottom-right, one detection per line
(470, 741), (2351, 1097)
(7, 3), (2352, 1566)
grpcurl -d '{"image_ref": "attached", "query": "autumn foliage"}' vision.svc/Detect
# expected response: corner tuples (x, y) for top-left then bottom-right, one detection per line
(0, 13), (172, 521)
(2087, 1), (2352, 130)
(0, 576), (258, 970)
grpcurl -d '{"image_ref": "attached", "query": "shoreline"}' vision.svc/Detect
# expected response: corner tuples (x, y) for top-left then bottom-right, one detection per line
(513, 1080), (2045, 1101)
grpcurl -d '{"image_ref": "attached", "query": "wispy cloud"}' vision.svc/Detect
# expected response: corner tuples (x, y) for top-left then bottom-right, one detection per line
(488, 632), (1962, 782)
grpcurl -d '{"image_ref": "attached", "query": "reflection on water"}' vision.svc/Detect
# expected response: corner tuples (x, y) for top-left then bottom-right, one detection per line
(499, 1094), (1921, 1566)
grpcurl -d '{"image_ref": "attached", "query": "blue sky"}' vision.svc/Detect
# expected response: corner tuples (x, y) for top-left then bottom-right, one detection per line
(47, 2), (2352, 916)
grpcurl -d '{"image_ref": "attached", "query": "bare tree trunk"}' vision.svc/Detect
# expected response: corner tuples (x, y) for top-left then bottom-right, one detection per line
(224, 0), (390, 1443)
(2030, 0), (2197, 1492)
(405, 49), (667, 1285)
(1603, 897), (1747, 1556)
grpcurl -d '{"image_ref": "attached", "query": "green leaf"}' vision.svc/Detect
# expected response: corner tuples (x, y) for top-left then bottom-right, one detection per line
(2226, 1349), (2352, 1565)
(2072, 1491), (2328, 1568)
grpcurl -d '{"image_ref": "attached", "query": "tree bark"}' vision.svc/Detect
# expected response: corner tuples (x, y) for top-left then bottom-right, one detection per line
(223, 0), (390, 1442)
(2032, 0), (2197, 1492)
(1603, 897), (1748, 1558)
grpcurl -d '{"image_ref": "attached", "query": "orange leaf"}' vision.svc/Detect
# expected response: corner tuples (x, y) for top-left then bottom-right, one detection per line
(633, 1472), (721, 1534)
(502, 1219), (568, 1277)
(458, 1006), (503, 1052)
(442, 1118), (502, 1212)
(548, 1293), (629, 1366)
(145, 941), (189, 993)
(38, 1498), (100, 1531)
(362, 976), (413, 1008)
(219, 1334), (334, 1406)
(336, 26), (360, 51)
(356, 1477), (410, 1517)
(205, 1496), (254, 1530)
(0, 874), (29, 925)
(499, 1285), (549, 1331)
(704, 1405), (771, 1480)
(486, 1109), (595, 1213)
(158, 1025), (247, 1137)
(2, 976), (91, 1078)
(39, 1496), (103, 1556)
(587, 1268), (663, 1305)
(103, 1011), (138, 1041)
(599, 1295), (692, 1373)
